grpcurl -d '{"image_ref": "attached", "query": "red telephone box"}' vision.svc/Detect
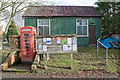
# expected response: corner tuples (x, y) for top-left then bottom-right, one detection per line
(20, 26), (37, 62)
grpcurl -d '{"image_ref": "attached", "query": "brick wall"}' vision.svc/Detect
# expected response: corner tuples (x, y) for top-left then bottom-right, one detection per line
(9, 35), (20, 50)
(2, 51), (17, 70)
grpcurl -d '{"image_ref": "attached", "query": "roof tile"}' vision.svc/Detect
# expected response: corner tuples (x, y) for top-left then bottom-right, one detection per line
(22, 6), (101, 17)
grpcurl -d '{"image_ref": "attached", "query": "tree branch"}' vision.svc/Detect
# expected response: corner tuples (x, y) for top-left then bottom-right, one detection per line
(14, 2), (24, 13)
(15, 6), (29, 14)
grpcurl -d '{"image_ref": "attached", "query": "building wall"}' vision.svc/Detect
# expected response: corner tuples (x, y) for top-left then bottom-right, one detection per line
(24, 17), (101, 47)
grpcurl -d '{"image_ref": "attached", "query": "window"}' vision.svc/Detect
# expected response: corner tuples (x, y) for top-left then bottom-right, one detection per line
(76, 19), (88, 37)
(37, 19), (50, 35)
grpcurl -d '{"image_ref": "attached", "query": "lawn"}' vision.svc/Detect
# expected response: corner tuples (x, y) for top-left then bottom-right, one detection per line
(36, 47), (119, 76)
(1, 47), (119, 77)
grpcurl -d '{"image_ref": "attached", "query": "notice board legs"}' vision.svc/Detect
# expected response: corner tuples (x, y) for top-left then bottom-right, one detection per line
(43, 54), (47, 69)
(71, 53), (73, 69)
(47, 53), (49, 61)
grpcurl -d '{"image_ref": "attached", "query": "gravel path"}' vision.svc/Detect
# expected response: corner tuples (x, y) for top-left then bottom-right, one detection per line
(2, 71), (119, 78)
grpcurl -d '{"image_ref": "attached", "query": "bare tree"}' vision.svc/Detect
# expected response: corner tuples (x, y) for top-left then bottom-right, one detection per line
(0, 0), (54, 39)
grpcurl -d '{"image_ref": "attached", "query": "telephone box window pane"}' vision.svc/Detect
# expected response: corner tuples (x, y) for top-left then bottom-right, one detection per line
(24, 34), (30, 36)
(25, 40), (30, 43)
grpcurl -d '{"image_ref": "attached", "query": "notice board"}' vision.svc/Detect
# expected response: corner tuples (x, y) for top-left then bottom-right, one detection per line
(37, 34), (77, 54)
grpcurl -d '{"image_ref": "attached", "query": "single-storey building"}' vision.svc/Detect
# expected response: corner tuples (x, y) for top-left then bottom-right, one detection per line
(22, 6), (102, 47)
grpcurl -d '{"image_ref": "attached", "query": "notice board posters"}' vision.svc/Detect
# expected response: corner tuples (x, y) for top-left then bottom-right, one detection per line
(62, 38), (67, 44)
(56, 37), (61, 43)
(67, 45), (72, 51)
(63, 45), (68, 51)
(43, 38), (47, 42)
(43, 45), (47, 51)
(73, 44), (77, 50)
(38, 44), (42, 52)
(72, 38), (77, 45)
(37, 34), (77, 53)
(46, 38), (51, 44)
(67, 38), (72, 45)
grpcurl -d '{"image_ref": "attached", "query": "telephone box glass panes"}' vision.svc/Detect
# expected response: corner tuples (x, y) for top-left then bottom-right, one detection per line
(26, 37), (30, 39)
(38, 19), (49, 35)
(76, 19), (88, 36)
(25, 40), (30, 43)
(24, 34), (30, 36)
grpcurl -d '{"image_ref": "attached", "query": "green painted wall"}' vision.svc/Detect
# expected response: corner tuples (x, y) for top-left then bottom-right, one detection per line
(24, 18), (37, 29)
(24, 17), (101, 47)
(77, 37), (88, 46)
(50, 17), (76, 35)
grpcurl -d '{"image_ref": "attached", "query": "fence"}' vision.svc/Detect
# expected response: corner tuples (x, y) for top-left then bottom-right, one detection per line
(97, 38), (108, 65)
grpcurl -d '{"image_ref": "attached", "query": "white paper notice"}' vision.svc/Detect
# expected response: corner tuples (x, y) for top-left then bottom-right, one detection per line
(72, 38), (77, 45)
(43, 38), (47, 42)
(63, 45), (68, 51)
(38, 44), (42, 49)
(73, 45), (77, 50)
(39, 50), (42, 52)
(67, 38), (72, 45)
(67, 45), (72, 51)
(46, 38), (51, 44)
(43, 45), (47, 51)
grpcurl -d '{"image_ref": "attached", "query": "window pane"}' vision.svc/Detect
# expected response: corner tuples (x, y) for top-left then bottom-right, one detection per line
(82, 20), (87, 25)
(44, 26), (49, 35)
(83, 26), (87, 35)
(39, 20), (42, 25)
(77, 20), (82, 25)
(77, 20), (80, 22)
(39, 26), (43, 35)
(39, 19), (49, 25)
(77, 26), (82, 35)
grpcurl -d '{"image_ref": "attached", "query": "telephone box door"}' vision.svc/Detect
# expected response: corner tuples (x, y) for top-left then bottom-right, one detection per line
(21, 33), (33, 62)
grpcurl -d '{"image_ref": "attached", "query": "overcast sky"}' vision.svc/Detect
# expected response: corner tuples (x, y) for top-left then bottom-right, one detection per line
(44, 0), (97, 6)
(1, 0), (98, 31)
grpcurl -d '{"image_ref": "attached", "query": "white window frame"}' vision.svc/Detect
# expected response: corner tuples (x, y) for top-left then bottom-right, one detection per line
(76, 19), (89, 37)
(37, 19), (50, 35)
(22, 17), (25, 27)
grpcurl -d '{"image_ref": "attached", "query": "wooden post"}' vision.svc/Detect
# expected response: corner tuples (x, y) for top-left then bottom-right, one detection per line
(43, 53), (47, 69)
(71, 53), (73, 69)
(106, 48), (108, 65)
(35, 55), (40, 64)
(47, 53), (49, 61)
(97, 41), (99, 56)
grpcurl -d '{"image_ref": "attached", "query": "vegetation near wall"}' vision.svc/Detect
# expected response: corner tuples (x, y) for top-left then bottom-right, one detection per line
(7, 20), (19, 42)
(95, 2), (120, 38)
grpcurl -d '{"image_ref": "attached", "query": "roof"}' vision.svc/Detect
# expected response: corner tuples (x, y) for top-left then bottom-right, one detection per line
(22, 6), (101, 17)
